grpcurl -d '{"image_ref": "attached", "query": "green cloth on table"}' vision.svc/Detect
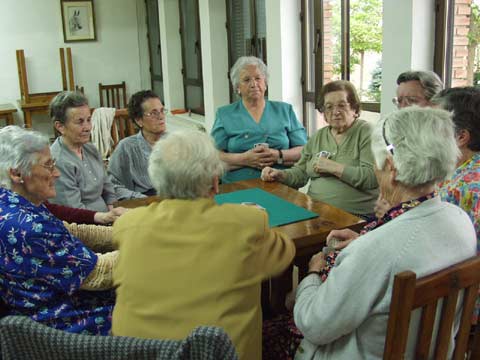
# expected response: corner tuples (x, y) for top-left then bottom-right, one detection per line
(215, 188), (318, 227)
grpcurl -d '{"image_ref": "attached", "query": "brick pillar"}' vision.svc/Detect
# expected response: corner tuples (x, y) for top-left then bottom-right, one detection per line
(323, 1), (334, 84)
(452, 0), (472, 87)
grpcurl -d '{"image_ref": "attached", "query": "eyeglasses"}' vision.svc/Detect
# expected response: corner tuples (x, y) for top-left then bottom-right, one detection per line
(391, 96), (424, 108)
(144, 108), (169, 118)
(322, 102), (350, 113)
(40, 159), (57, 173)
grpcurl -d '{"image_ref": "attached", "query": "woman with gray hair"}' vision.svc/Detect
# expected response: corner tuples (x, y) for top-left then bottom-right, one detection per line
(393, 70), (443, 108)
(112, 130), (295, 360)
(0, 125), (117, 335)
(211, 56), (307, 183)
(293, 107), (476, 359)
(50, 91), (117, 211)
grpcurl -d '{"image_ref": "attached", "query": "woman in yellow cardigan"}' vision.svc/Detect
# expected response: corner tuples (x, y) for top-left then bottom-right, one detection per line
(111, 130), (295, 360)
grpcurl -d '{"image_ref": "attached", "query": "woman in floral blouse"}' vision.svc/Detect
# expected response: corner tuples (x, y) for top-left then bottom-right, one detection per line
(432, 87), (480, 246)
(0, 126), (116, 335)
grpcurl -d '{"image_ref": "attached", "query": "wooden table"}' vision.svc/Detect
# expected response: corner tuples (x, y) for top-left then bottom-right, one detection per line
(0, 104), (17, 126)
(115, 178), (364, 314)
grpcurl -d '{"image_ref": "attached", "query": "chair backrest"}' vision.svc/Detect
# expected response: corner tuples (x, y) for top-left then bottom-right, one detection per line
(98, 81), (127, 109)
(384, 256), (480, 360)
(110, 108), (136, 150)
(0, 315), (238, 360)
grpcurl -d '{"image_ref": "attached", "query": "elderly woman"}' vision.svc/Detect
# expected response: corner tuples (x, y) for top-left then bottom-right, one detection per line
(112, 130), (295, 360)
(0, 126), (118, 335)
(262, 80), (378, 217)
(293, 107), (476, 359)
(49, 91), (117, 211)
(211, 56), (307, 183)
(393, 70), (443, 108)
(108, 90), (167, 200)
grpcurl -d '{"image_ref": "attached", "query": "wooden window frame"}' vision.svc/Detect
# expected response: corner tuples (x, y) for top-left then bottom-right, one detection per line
(433, 0), (455, 88)
(301, 0), (381, 120)
(225, 0), (267, 102)
(178, 0), (205, 115)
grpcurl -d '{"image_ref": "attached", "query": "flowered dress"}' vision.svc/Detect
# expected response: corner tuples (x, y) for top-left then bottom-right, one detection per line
(0, 188), (114, 335)
(438, 153), (480, 323)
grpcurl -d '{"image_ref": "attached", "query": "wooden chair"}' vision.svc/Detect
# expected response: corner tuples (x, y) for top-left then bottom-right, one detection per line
(98, 82), (127, 109)
(384, 256), (480, 360)
(110, 108), (136, 150)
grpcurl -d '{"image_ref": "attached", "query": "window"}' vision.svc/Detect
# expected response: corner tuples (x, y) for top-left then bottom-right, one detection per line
(435, 0), (480, 88)
(226, 0), (267, 102)
(179, 0), (204, 115)
(145, 0), (164, 100)
(301, 0), (383, 134)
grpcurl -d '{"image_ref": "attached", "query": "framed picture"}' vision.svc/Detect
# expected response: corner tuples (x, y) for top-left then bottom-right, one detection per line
(60, 0), (96, 42)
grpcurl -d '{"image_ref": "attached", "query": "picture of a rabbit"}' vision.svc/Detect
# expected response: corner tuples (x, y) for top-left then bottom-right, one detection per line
(69, 10), (82, 33)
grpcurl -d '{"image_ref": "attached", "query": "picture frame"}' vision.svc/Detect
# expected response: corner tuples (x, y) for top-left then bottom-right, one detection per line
(60, 0), (96, 42)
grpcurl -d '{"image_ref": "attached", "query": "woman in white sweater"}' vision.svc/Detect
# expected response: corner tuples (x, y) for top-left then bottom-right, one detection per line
(293, 107), (477, 359)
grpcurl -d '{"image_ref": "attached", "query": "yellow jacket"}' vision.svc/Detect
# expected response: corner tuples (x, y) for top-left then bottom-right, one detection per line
(112, 198), (295, 360)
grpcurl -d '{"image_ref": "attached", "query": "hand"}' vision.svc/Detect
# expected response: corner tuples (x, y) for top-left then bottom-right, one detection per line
(374, 195), (391, 219)
(313, 158), (344, 177)
(261, 167), (285, 182)
(245, 147), (276, 169)
(308, 251), (326, 272)
(326, 228), (359, 250)
(94, 207), (128, 225)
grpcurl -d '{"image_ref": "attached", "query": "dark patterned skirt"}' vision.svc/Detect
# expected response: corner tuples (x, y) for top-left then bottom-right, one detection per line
(262, 313), (303, 360)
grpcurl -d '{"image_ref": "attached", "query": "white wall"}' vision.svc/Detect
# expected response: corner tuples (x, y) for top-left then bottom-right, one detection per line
(0, 0), (143, 136)
(266, 0), (303, 123)
(381, 0), (435, 115)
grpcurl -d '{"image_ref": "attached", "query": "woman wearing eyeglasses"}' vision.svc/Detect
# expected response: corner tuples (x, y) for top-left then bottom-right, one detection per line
(49, 91), (117, 212)
(108, 90), (166, 200)
(0, 125), (117, 335)
(262, 80), (378, 218)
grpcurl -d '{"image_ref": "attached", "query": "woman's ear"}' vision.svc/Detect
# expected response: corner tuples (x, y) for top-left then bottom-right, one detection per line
(135, 117), (143, 128)
(455, 129), (471, 148)
(54, 121), (65, 135)
(8, 168), (23, 185)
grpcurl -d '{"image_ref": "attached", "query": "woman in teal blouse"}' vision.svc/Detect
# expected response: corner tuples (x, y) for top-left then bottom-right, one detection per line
(211, 56), (307, 183)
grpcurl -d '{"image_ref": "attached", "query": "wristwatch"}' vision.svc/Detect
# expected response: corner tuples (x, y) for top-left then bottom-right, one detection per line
(277, 149), (284, 165)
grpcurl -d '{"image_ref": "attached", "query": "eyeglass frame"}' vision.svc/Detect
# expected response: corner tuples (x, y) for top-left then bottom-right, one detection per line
(39, 159), (57, 173)
(391, 96), (425, 108)
(321, 101), (351, 114)
(143, 108), (169, 118)
(382, 119), (395, 155)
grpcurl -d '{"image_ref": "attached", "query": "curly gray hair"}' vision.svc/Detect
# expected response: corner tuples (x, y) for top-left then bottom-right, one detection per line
(49, 91), (89, 124)
(0, 126), (50, 189)
(148, 130), (225, 199)
(371, 106), (459, 186)
(230, 56), (269, 92)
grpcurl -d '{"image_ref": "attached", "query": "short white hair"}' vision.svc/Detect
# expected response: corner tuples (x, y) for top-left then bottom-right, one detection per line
(371, 107), (459, 186)
(0, 126), (50, 189)
(230, 56), (269, 91)
(148, 130), (225, 199)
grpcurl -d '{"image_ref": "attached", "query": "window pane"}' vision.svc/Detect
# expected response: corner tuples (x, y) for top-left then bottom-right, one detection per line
(228, 0), (254, 64)
(255, 0), (267, 62)
(450, 0), (480, 87)
(185, 85), (204, 115)
(323, 0), (341, 85)
(180, 0), (201, 80)
(146, 0), (163, 78)
(348, 0), (383, 102)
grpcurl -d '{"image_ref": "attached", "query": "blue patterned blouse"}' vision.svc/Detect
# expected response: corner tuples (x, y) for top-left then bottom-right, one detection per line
(0, 188), (114, 335)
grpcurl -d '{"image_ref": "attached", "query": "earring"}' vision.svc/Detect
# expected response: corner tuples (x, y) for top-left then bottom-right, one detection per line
(19, 179), (24, 184)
